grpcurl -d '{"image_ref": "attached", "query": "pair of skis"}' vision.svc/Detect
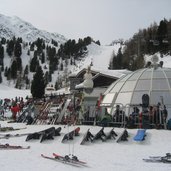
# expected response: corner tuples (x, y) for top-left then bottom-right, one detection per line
(143, 153), (171, 163)
(0, 143), (30, 150)
(41, 153), (87, 167)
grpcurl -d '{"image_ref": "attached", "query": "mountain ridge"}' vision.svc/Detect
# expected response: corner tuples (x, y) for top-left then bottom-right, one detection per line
(0, 14), (67, 43)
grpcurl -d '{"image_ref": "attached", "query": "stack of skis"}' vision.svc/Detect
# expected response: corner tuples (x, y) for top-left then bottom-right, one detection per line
(143, 153), (171, 163)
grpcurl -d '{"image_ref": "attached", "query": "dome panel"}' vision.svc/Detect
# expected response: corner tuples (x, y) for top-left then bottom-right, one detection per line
(139, 71), (152, 79)
(135, 80), (150, 90)
(119, 73), (132, 82)
(115, 92), (132, 106)
(150, 91), (171, 105)
(110, 82), (124, 93)
(128, 71), (142, 80)
(152, 79), (169, 90)
(131, 91), (149, 104)
(120, 81), (136, 92)
(165, 71), (171, 78)
(153, 71), (165, 78)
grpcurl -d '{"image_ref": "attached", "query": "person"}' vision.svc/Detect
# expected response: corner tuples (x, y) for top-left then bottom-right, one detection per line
(100, 108), (112, 127)
(128, 107), (139, 128)
(149, 106), (154, 124)
(11, 105), (20, 121)
(162, 105), (168, 125)
(113, 105), (124, 123)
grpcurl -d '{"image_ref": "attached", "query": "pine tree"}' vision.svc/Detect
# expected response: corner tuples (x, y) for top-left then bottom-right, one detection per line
(0, 70), (2, 83)
(31, 66), (45, 98)
(14, 41), (22, 57)
(11, 60), (17, 79)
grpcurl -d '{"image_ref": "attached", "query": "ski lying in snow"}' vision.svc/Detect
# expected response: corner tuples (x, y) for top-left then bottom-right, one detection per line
(143, 153), (171, 163)
(0, 143), (30, 150)
(41, 154), (81, 167)
(149, 153), (171, 159)
(143, 158), (164, 163)
(0, 127), (26, 132)
(0, 132), (30, 139)
(143, 154), (171, 163)
(142, 158), (171, 163)
(53, 153), (87, 166)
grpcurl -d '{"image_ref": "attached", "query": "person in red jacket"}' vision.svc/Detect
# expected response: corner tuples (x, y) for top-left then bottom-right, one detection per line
(11, 105), (20, 121)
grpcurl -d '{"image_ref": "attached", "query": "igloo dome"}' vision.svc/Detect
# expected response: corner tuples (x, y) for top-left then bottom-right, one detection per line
(102, 62), (171, 118)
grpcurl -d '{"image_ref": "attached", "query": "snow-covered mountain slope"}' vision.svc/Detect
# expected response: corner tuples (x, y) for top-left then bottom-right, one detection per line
(69, 42), (130, 78)
(0, 14), (67, 43)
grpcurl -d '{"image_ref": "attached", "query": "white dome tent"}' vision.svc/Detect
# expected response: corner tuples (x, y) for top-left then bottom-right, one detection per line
(101, 56), (171, 120)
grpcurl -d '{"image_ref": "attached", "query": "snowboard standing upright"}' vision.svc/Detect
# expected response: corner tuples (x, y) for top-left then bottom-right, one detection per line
(133, 129), (146, 141)
(116, 129), (128, 143)
(92, 127), (106, 142)
(80, 129), (94, 145)
(61, 127), (80, 143)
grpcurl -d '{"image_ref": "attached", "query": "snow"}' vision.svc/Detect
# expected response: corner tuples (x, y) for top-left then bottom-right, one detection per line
(0, 121), (171, 171)
(0, 86), (171, 171)
(0, 84), (30, 100)
(0, 14), (67, 43)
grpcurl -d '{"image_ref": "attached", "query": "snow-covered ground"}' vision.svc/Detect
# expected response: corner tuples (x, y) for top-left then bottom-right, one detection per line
(0, 121), (171, 171)
(0, 85), (171, 171)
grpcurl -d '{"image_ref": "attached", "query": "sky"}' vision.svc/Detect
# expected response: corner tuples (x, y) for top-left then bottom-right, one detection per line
(0, 0), (171, 45)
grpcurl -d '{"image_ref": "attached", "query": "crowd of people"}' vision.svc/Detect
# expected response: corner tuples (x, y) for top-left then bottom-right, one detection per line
(0, 95), (170, 130)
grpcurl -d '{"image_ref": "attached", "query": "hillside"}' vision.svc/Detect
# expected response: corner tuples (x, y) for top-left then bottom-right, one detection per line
(0, 14), (67, 43)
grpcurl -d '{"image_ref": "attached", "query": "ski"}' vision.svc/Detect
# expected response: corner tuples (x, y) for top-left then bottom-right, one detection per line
(143, 153), (171, 163)
(0, 127), (26, 132)
(53, 153), (87, 165)
(143, 158), (171, 163)
(149, 153), (171, 159)
(0, 132), (30, 139)
(143, 158), (163, 163)
(41, 154), (81, 167)
(0, 143), (30, 150)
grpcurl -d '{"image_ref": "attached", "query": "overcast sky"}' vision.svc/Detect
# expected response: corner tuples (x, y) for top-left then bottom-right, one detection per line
(0, 0), (171, 45)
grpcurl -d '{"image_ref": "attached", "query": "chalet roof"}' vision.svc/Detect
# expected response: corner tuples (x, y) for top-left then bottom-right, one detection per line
(69, 67), (131, 80)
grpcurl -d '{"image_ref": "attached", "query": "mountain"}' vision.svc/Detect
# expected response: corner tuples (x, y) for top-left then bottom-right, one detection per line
(0, 14), (67, 43)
